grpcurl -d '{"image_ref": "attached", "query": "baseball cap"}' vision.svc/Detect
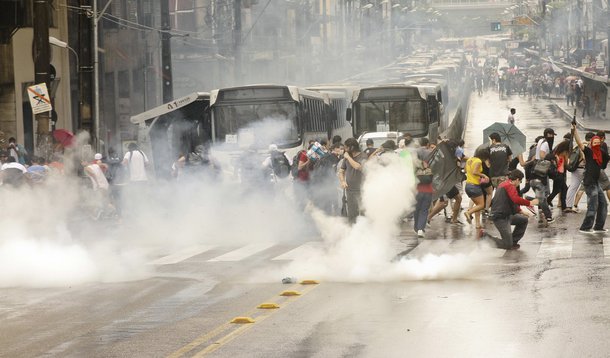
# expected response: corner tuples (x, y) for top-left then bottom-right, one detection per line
(94, 153), (103, 160)
(543, 128), (556, 136)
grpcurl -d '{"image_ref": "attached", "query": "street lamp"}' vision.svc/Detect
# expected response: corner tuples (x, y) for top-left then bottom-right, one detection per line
(49, 36), (80, 133)
(49, 36), (79, 74)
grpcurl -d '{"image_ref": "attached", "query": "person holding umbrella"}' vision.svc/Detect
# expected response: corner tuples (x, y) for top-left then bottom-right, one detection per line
(488, 132), (513, 189)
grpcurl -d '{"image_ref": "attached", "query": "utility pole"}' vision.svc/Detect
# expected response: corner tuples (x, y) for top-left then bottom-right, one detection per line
(33, 0), (51, 156)
(234, 0), (242, 83)
(607, 7), (610, 76)
(161, 0), (174, 103)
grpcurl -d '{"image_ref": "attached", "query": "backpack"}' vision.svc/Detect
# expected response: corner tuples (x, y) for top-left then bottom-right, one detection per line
(271, 151), (290, 178)
(291, 150), (306, 178)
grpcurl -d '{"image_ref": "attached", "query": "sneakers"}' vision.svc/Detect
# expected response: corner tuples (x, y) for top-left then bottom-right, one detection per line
(546, 218), (555, 224)
(579, 229), (595, 234)
(594, 228), (609, 233)
(417, 230), (425, 238)
(509, 243), (521, 250)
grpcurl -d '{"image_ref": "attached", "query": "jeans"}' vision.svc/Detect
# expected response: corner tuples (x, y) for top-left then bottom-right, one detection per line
(345, 190), (362, 224)
(530, 179), (552, 219)
(414, 192), (433, 231)
(492, 214), (528, 249)
(581, 183), (608, 230)
(548, 173), (567, 209)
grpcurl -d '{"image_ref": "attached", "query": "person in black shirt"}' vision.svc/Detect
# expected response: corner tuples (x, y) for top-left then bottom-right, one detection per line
(488, 132), (513, 188)
(573, 123), (610, 233)
(363, 138), (376, 158)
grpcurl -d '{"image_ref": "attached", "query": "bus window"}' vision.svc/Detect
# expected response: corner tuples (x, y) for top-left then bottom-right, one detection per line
(213, 102), (299, 148)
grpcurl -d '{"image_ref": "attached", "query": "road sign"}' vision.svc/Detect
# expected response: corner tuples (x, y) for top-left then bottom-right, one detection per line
(27, 83), (52, 114)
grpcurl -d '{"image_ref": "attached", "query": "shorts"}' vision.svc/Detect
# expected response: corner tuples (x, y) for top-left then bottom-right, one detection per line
(440, 186), (460, 201)
(465, 183), (484, 198)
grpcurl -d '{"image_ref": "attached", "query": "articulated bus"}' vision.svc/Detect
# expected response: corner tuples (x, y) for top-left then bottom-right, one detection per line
(347, 85), (438, 142)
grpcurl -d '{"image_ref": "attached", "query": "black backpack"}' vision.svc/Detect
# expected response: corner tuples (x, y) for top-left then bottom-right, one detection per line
(271, 151), (291, 178)
(291, 150), (306, 178)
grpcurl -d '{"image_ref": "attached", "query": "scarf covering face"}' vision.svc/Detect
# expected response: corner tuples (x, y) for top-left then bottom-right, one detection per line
(591, 136), (603, 166)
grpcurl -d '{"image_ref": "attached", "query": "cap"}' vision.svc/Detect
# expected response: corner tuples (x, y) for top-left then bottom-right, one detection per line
(268, 144), (278, 152)
(94, 153), (103, 160)
(543, 128), (556, 136)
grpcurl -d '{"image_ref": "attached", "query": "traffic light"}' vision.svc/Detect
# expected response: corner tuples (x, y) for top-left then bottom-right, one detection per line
(491, 22), (502, 31)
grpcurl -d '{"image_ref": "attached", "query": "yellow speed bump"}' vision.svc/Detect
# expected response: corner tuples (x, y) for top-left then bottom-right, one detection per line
(230, 317), (255, 324)
(300, 280), (319, 285)
(280, 290), (301, 296)
(257, 303), (280, 309)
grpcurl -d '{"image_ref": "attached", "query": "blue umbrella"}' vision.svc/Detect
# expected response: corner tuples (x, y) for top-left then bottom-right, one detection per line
(483, 122), (526, 154)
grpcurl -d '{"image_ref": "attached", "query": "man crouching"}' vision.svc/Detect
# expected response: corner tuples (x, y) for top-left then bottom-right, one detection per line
(488, 169), (539, 250)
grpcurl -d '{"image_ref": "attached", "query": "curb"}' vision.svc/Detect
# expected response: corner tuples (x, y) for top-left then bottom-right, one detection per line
(551, 102), (609, 133)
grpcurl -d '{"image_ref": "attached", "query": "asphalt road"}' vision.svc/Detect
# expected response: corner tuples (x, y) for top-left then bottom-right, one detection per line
(3, 90), (610, 358)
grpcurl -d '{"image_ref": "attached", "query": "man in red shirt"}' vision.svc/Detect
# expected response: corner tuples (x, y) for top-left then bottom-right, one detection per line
(488, 169), (539, 249)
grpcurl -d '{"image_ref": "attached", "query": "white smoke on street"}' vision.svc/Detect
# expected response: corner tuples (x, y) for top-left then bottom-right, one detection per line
(0, 120), (311, 288)
(258, 153), (493, 283)
(0, 120), (495, 288)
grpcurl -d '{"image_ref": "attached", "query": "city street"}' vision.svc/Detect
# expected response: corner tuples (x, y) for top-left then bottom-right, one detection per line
(3, 90), (610, 358)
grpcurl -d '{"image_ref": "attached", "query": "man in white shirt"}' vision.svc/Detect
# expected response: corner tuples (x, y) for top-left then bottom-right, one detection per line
(535, 128), (556, 160)
(507, 108), (516, 125)
(122, 143), (149, 182)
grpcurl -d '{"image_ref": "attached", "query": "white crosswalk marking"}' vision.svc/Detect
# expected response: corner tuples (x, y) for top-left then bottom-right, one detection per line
(537, 236), (574, 260)
(271, 242), (324, 261)
(604, 238), (610, 257)
(207, 242), (275, 262)
(149, 245), (215, 265)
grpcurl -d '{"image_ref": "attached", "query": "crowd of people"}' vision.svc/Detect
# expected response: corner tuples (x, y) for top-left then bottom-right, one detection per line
(262, 118), (610, 250)
(0, 140), (150, 220)
(474, 57), (605, 119)
(3, 118), (610, 251)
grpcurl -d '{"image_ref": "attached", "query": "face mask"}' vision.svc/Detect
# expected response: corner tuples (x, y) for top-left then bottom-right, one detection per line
(546, 137), (554, 150)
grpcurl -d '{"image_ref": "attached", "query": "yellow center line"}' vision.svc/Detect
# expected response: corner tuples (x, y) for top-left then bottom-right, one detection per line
(167, 283), (306, 358)
(193, 284), (319, 357)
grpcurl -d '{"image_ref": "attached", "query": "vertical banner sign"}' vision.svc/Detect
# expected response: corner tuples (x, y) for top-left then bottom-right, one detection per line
(27, 83), (53, 114)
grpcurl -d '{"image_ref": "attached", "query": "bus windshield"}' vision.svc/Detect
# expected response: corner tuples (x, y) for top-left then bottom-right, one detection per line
(355, 100), (427, 137)
(213, 102), (299, 148)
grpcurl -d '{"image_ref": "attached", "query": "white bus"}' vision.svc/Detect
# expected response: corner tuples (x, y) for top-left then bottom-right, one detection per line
(347, 85), (434, 142)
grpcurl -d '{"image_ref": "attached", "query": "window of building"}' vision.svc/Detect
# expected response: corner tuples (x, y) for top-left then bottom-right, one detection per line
(170, 0), (196, 32)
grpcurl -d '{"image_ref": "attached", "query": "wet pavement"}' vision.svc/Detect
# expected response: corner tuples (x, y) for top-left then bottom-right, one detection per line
(3, 89), (610, 357)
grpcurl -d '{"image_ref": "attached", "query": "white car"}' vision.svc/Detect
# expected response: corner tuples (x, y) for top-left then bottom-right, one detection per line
(357, 131), (404, 151)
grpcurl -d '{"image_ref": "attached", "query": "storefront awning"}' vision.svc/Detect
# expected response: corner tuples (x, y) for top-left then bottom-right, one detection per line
(556, 62), (608, 84)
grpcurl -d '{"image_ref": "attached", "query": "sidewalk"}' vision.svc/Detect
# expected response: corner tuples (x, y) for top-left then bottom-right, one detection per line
(549, 97), (610, 133)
